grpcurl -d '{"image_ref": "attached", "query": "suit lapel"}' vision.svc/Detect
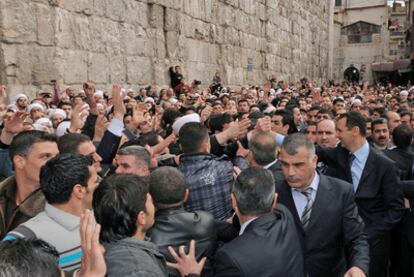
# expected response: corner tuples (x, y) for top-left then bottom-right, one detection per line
(339, 148), (353, 183)
(355, 147), (375, 196)
(279, 181), (303, 232)
(306, 175), (333, 232)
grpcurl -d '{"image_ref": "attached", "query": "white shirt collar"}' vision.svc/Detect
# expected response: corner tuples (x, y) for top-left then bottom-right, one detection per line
(239, 217), (258, 235)
(263, 159), (278, 169)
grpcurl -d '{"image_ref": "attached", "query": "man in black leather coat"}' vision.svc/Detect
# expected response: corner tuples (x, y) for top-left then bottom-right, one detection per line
(148, 166), (217, 277)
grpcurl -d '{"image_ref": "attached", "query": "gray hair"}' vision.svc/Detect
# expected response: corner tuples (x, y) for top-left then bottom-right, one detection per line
(248, 132), (277, 166)
(117, 145), (151, 168)
(281, 133), (315, 160)
(233, 167), (275, 216)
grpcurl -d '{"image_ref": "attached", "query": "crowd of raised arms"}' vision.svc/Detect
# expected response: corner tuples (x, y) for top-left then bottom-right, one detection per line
(0, 65), (413, 277)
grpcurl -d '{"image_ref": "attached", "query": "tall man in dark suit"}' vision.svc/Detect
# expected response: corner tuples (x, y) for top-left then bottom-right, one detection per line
(167, 167), (305, 277)
(315, 111), (404, 277)
(275, 133), (369, 277)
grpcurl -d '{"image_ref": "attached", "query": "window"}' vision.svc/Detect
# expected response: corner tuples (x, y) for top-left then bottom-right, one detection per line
(342, 21), (381, 44)
(335, 0), (342, 6)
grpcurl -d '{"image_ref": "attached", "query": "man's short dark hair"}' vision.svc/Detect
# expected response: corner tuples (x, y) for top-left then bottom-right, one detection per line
(233, 167), (275, 216)
(150, 167), (187, 210)
(249, 132), (277, 166)
(371, 118), (388, 131)
(40, 153), (92, 204)
(58, 133), (91, 154)
(339, 111), (367, 136)
(9, 130), (57, 162)
(208, 113), (233, 133)
(0, 238), (60, 277)
(392, 124), (413, 149)
(272, 109), (297, 134)
(333, 98), (344, 105)
(93, 174), (149, 243)
(179, 122), (209, 154)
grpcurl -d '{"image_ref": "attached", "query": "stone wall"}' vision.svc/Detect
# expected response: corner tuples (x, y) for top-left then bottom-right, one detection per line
(0, 0), (331, 97)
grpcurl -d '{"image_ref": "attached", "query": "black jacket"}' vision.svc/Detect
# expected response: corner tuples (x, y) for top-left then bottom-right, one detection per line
(316, 145), (404, 255)
(149, 207), (217, 276)
(384, 147), (414, 180)
(213, 205), (305, 277)
(276, 174), (370, 277)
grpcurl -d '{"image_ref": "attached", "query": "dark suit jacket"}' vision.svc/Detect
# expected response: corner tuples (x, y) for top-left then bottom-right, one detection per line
(316, 145), (405, 255)
(276, 174), (369, 277)
(214, 205), (305, 277)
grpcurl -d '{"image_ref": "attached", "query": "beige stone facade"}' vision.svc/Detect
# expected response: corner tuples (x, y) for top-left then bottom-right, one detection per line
(0, 0), (331, 98)
(333, 0), (390, 83)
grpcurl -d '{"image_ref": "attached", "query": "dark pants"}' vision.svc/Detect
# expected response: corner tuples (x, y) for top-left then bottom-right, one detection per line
(395, 213), (414, 277)
(369, 253), (389, 277)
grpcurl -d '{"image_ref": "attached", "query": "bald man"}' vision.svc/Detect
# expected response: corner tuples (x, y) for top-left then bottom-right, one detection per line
(316, 119), (337, 148)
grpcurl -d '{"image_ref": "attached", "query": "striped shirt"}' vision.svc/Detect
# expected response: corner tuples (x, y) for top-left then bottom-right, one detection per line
(3, 203), (82, 271)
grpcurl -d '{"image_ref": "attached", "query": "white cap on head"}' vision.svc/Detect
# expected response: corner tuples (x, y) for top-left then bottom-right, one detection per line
(144, 97), (155, 104)
(35, 117), (52, 126)
(400, 90), (408, 96)
(351, 99), (362, 106)
(55, 121), (71, 137)
(50, 108), (67, 119)
(7, 104), (18, 112)
(169, 98), (178, 104)
(93, 90), (104, 99)
(172, 113), (201, 135)
(15, 93), (29, 102)
(28, 103), (45, 113)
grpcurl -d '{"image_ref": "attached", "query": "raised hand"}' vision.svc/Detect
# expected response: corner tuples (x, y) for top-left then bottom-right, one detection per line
(78, 210), (106, 277)
(112, 84), (126, 121)
(3, 111), (26, 135)
(166, 240), (206, 277)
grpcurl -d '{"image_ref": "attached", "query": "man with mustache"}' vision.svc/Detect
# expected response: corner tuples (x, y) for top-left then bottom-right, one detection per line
(371, 118), (391, 150)
(276, 133), (369, 277)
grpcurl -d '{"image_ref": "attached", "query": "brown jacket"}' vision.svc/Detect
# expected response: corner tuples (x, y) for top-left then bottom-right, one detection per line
(0, 176), (45, 239)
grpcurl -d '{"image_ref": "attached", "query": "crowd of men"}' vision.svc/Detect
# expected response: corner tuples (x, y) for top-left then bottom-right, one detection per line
(0, 67), (413, 277)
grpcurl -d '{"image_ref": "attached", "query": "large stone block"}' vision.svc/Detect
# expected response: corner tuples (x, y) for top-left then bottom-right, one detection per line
(35, 3), (55, 46)
(126, 56), (152, 84)
(149, 4), (164, 28)
(31, 46), (58, 85)
(1, 0), (36, 43)
(61, 50), (88, 84)
(88, 53), (109, 83)
(109, 55), (126, 83)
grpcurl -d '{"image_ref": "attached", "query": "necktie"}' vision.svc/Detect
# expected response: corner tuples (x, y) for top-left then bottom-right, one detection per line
(349, 153), (356, 167)
(301, 187), (313, 229)
(349, 153), (357, 190)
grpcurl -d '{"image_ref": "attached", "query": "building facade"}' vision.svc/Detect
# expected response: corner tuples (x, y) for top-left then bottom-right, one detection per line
(0, 0), (332, 98)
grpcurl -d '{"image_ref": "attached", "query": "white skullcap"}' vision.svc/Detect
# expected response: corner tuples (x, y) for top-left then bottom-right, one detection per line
(400, 90), (408, 96)
(82, 103), (90, 110)
(50, 108), (66, 119)
(55, 121), (71, 137)
(172, 113), (201, 135)
(275, 88), (283, 95)
(35, 117), (52, 126)
(7, 104), (18, 112)
(169, 98), (178, 104)
(351, 99), (362, 106)
(15, 93), (29, 102)
(93, 90), (104, 99)
(144, 97), (155, 104)
(28, 103), (45, 113)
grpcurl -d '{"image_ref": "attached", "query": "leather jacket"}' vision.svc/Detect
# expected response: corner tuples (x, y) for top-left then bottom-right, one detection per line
(149, 207), (217, 276)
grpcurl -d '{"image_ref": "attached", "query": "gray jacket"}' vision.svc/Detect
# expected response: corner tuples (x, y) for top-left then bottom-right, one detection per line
(104, 237), (168, 277)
